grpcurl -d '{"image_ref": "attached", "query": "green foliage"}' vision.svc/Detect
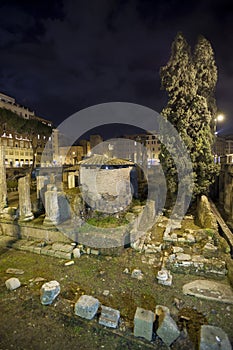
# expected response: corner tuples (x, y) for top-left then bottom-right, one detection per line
(0, 107), (52, 141)
(193, 35), (218, 129)
(0, 107), (52, 171)
(86, 215), (129, 228)
(7, 179), (18, 189)
(159, 32), (219, 199)
(204, 228), (215, 238)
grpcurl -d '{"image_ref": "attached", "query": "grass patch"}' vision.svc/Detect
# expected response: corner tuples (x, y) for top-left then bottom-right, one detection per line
(86, 215), (129, 228)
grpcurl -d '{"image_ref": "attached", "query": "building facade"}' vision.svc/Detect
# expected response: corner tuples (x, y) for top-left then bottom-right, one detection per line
(1, 132), (33, 167)
(0, 92), (52, 126)
(0, 92), (53, 167)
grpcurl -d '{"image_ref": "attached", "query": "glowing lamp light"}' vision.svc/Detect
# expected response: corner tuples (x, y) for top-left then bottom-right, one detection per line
(215, 114), (225, 122)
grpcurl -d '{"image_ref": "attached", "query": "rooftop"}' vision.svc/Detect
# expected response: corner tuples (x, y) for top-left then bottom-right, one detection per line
(79, 154), (134, 166)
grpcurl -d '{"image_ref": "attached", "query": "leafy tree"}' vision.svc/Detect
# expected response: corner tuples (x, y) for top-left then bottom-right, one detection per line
(159, 32), (219, 202)
(19, 118), (52, 172)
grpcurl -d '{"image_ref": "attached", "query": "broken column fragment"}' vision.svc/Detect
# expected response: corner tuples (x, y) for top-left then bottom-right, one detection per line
(18, 174), (34, 221)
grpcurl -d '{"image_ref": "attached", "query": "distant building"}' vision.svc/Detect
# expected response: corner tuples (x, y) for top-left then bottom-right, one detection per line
(226, 138), (233, 155)
(0, 92), (52, 126)
(213, 135), (233, 164)
(78, 139), (91, 156)
(0, 91), (53, 167)
(114, 132), (161, 165)
(90, 134), (103, 153)
(213, 136), (226, 158)
(59, 145), (84, 165)
(1, 132), (33, 167)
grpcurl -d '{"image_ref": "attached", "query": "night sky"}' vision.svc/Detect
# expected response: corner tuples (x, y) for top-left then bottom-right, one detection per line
(0, 0), (232, 137)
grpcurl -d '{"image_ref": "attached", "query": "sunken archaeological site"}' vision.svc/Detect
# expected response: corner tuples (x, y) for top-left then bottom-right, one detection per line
(0, 110), (233, 349)
(1, 31), (233, 349)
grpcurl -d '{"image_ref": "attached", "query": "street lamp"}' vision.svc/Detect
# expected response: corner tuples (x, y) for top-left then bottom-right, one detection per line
(214, 113), (225, 135)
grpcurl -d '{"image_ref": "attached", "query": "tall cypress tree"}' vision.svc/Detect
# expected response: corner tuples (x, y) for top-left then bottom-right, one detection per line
(159, 32), (219, 200)
(193, 35), (218, 131)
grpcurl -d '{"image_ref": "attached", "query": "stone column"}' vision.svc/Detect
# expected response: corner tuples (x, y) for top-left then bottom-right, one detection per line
(43, 185), (60, 226)
(18, 174), (34, 221)
(36, 175), (49, 199)
(43, 185), (70, 226)
(36, 175), (49, 211)
(0, 145), (7, 212)
(68, 173), (75, 189)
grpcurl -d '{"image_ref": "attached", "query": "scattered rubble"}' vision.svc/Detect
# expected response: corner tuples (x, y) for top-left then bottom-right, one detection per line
(40, 280), (60, 305)
(134, 307), (154, 341)
(155, 305), (180, 347)
(5, 277), (21, 291)
(131, 269), (143, 280)
(200, 325), (232, 350)
(103, 290), (110, 296)
(6, 268), (24, 275)
(156, 269), (173, 286)
(74, 295), (99, 320)
(73, 247), (81, 258)
(99, 305), (120, 328)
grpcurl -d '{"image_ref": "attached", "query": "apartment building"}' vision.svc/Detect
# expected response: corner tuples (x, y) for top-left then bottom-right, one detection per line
(0, 91), (53, 167)
(0, 92), (52, 126)
(1, 132), (33, 167)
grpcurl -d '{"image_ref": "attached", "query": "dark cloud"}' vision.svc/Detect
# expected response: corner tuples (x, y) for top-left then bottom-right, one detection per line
(0, 0), (232, 135)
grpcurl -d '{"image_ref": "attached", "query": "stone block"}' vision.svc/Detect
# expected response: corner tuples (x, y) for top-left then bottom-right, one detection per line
(157, 269), (173, 286)
(134, 307), (154, 341)
(131, 269), (143, 280)
(60, 244), (74, 253)
(40, 246), (53, 255)
(172, 246), (184, 253)
(40, 280), (60, 305)
(176, 253), (191, 261)
(73, 247), (81, 258)
(21, 245), (34, 252)
(74, 295), (99, 320)
(91, 249), (99, 255)
(156, 305), (180, 346)
(203, 243), (218, 258)
(99, 305), (120, 328)
(6, 268), (24, 275)
(155, 305), (170, 315)
(199, 325), (232, 350)
(54, 251), (72, 260)
(45, 249), (55, 257)
(186, 233), (196, 243)
(33, 247), (41, 254)
(5, 277), (21, 291)
(52, 243), (66, 252)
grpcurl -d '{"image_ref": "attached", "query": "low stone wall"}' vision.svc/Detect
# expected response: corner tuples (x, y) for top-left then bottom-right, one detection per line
(0, 220), (71, 243)
(0, 222), (19, 237)
(20, 224), (71, 243)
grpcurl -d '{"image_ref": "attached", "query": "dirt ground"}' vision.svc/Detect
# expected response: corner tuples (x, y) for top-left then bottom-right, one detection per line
(0, 241), (233, 350)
